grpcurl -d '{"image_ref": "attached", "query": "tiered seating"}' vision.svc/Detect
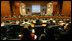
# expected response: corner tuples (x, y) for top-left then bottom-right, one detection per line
(1, 19), (71, 40)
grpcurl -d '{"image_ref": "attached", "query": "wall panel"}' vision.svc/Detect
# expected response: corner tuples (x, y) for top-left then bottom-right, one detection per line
(62, 1), (71, 16)
(1, 1), (11, 17)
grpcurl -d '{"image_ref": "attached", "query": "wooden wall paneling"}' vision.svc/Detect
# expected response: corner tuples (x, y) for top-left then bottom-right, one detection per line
(53, 1), (60, 15)
(23, 1), (49, 5)
(13, 1), (20, 16)
(62, 1), (71, 16)
(1, 1), (11, 17)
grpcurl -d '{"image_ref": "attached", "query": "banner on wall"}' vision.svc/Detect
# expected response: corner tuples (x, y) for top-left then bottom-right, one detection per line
(20, 1), (26, 16)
